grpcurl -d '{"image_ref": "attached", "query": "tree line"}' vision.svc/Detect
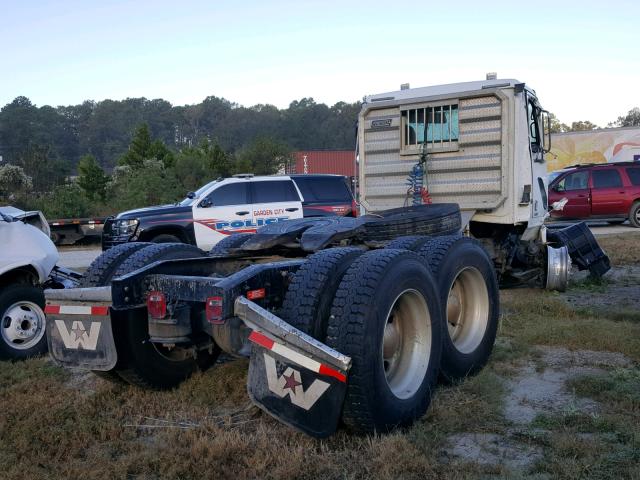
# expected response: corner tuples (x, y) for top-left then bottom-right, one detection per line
(0, 95), (360, 218)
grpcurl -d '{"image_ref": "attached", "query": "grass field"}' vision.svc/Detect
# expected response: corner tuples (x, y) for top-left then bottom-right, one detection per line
(1, 234), (638, 479)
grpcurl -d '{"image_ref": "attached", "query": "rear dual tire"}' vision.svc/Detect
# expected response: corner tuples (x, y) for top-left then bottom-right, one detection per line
(326, 249), (444, 433)
(417, 236), (499, 382)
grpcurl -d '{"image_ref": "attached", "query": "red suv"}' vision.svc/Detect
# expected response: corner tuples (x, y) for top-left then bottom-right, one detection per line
(548, 162), (640, 227)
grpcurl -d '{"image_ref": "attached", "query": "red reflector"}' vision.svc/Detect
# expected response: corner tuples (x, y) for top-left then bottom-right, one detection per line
(248, 330), (275, 350)
(147, 291), (167, 319)
(319, 364), (347, 383)
(351, 199), (358, 217)
(44, 305), (60, 314)
(247, 288), (266, 300)
(206, 296), (224, 324)
(91, 306), (110, 316)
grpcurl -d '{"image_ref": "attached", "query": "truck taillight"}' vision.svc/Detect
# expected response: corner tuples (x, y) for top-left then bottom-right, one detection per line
(147, 291), (167, 319)
(351, 199), (358, 217)
(206, 296), (224, 324)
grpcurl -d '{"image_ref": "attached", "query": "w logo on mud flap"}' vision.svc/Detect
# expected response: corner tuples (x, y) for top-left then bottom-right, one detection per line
(55, 320), (101, 350)
(263, 354), (330, 410)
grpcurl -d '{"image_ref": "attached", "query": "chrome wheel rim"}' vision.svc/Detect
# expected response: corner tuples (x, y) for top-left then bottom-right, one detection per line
(1, 301), (46, 350)
(446, 267), (490, 354)
(382, 289), (432, 399)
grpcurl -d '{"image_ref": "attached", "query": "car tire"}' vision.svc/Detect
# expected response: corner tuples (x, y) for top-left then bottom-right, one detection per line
(0, 284), (48, 360)
(209, 233), (254, 256)
(417, 236), (499, 382)
(629, 201), (640, 228)
(280, 247), (364, 340)
(112, 243), (219, 390)
(326, 249), (443, 433)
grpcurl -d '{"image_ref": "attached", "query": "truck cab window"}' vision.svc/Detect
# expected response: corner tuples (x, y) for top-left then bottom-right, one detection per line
(528, 100), (541, 153)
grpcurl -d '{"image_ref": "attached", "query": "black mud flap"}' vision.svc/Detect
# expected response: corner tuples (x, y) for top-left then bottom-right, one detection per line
(46, 313), (117, 370)
(547, 222), (611, 277)
(247, 341), (347, 438)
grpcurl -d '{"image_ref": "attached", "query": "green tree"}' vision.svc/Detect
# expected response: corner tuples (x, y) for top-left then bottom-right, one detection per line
(119, 123), (152, 168)
(77, 154), (108, 201)
(37, 184), (90, 219)
(118, 123), (174, 168)
(236, 136), (291, 175)
(172, 139), (233, 192)
(0, 164), (32, 203)
(569, 120), (599, 131)
(610, 107), (640, 127)
(107, 160), (182, 211)
(548, 113), (569, 133)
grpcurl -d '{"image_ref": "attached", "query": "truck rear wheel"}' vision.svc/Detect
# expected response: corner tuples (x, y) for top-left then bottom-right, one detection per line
(280, 247), (364, 340)
(112, 243), (218, 390)
(326, 249), (443, 433)
(417, 236), (499, 382)
(78, 242), (152, 383)
(80, 242), (151, 288)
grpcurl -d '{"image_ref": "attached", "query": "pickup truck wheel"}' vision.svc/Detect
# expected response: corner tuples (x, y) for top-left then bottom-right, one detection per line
(150, 234), (183, 243)
(78, 242), (152, 382)
(209, 233), (254, 256)
(280, 247), (364, 340)
(630, 202), (640, 228)
(417, 236), (499, 382)
(326, 249), (443, 433)
(384, 235), (432, 252)
(112, 243), (219, 390)
(0, 285), (47, 360)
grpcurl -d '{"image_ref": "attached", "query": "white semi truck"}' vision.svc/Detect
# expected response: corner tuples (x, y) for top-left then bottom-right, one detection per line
(44, 77), (608, 438)
(358, 77), (608, 290)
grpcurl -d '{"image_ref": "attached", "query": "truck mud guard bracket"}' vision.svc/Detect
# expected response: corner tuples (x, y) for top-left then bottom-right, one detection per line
(235, 296), (351, 438)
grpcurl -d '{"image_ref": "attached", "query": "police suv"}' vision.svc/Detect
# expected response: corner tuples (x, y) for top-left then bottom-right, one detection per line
(102, 174), (356, 251)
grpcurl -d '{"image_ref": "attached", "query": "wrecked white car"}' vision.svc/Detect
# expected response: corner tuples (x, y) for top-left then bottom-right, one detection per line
(0, 207), (78, 359)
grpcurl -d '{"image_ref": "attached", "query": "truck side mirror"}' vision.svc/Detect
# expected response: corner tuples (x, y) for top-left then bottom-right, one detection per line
(541, 110), (552, 153)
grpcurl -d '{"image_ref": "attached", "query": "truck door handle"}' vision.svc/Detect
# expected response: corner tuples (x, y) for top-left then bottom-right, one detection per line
(285, 208), (299, 212)
(236, 211), (250, 216)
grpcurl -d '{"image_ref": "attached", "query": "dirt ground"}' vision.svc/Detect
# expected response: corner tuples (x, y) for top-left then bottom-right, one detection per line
(1, 234), (638, 479)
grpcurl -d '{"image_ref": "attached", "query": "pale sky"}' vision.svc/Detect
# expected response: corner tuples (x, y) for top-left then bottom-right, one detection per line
(1, 0), (639, 126)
